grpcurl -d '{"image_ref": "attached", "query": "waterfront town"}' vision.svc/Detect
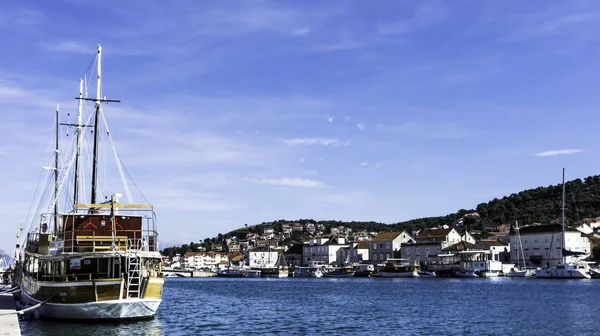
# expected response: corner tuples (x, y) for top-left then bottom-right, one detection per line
(162, 213), (600, 278)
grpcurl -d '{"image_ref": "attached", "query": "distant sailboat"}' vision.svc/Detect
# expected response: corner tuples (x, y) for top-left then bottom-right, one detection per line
(535, 168), (591, 279)
(506, 221), (534, 277)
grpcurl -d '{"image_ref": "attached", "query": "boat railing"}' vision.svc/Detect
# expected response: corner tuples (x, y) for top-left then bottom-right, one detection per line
(40, 273), (93, 282)
(56, 229), (159, 253)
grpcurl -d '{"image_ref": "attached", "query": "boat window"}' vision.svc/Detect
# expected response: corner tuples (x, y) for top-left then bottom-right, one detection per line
(70, 258), (81, 270)
(98, 258), (109, 275)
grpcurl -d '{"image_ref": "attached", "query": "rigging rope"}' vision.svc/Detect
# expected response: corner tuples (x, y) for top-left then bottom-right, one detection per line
(100, 110), (135, 204)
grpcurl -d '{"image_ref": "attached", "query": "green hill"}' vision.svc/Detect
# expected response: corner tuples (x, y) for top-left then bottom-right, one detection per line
(161, 175), (600, 255)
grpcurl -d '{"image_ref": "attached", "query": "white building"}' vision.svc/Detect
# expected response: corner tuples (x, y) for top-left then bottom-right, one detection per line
(184, 252), (229, 270)
(510, 224), (591, 268)
(370, 231), (414, 264)
(337, 241), (370, 264)
(479, 240), (510, 262)
(247, 248), (279, 268)
(303, 236), (349, 266)
(461, 231), (476, 244)
(402, 242), (442, 264)
(415, 228), (462, 249)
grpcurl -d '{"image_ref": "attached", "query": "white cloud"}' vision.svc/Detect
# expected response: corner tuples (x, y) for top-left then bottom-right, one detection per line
(327, 116), (335, 122)
(357, 123), (365, 130)
(377, 5), (446, 35)
(534, 149), (583, 157)
(360, 162), (368, 167)
(300, 157), (305, 163)
(378, 122), (468, 139)
(44, 41), (91, 54)
(293, 27), (311, 36)
(284, 138), (348, 146)
(244, 177), (325, 188)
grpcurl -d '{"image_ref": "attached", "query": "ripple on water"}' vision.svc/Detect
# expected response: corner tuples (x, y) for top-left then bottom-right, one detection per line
(20, 277), (600, 336)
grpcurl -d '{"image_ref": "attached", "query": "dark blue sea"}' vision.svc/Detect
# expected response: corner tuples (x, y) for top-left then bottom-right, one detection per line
(20, 277), (600, 335)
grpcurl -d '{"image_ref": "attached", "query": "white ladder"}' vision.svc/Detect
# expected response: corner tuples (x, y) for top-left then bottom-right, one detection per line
(126, 254), (141, 299)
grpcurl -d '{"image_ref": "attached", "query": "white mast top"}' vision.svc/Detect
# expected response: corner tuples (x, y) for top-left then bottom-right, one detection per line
(96, 44), (102, 105)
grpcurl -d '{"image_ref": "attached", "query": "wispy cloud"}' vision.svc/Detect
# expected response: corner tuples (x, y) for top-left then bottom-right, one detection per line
(292, 27), (311, 36)
(327, 116), (335, 122)
(378, 122), (469, 139)
(0, 8), (45, 27)
(356, 123), (365, 130)
(244, 177), (325, 188)
(360, 162), (368, 167)
(284, 138), (348, 146)
(534, 149), (584, 157)
(44, 41), (91, 54)
(377, 4), (446, 35)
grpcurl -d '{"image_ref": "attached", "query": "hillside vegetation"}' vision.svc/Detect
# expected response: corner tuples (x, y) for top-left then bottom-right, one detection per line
(162, 175), (600, 255)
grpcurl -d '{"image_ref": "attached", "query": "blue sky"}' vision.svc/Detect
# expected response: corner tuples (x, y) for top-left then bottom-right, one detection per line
(1, 0), (600, 249)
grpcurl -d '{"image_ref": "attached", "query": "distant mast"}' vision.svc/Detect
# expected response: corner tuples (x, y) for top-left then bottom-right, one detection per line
(54, 102), (59, 232)
(73, 78), (84, 207)
(561, 168), (566, 264)
(90, 45), (102, 205)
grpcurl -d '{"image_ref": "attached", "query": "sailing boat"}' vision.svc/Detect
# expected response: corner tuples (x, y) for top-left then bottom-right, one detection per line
(16, 45), (164, 320)
(506, 221), (534, 277)
(535, 168), (591, 279)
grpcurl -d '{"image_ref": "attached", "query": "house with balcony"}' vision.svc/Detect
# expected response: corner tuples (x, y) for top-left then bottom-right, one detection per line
(369, 231), (414, 265)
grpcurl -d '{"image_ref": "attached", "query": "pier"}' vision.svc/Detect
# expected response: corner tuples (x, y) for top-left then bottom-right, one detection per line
(0, 292), (20, 335)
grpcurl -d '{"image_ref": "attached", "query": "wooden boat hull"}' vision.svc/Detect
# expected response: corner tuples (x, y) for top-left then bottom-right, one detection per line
(378, 271), (418, 278)
(20, 290), (161, 320)
(20, 274), (164, 320)
(323, 271), (355, 278)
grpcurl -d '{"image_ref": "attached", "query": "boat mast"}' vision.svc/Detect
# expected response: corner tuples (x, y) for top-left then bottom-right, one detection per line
(561, 168), (566, 264)
(54, 103), (59, 232)
(90, 45), (102, 205)
(73, 78), (84, 207)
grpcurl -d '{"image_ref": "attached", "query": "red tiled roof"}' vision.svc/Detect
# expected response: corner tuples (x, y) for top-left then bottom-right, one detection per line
(486, 232), (509, 237)
(416, 228), (452, 239)
(357, 241), (369, 249)
(481, 240), (507, 247)
(442, 241), (479, 252)
(372, 232), (401, 241)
